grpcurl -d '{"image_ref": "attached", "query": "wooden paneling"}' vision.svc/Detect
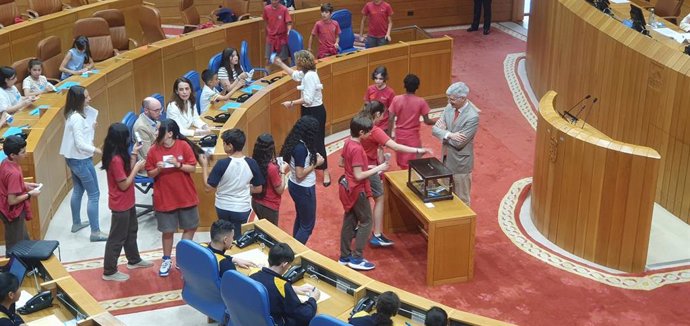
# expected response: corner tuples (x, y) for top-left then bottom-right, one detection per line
(531, 91), (660, 273)
(526, 0), (690, 225)
(0, 0), (143, 65)
(146, 0), (516, 27)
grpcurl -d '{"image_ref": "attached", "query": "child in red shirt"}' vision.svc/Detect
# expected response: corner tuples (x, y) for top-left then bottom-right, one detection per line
(251, 133), (288, 226)
(101, 123), (153, 282)
(0, 135), (40, 252)
(359, 0), (393, 48)
(263, 0), (292, 65)
(309, 3), (341, 59)
(388, 74), (436, 169)
(338, 115), (389, 271)
(359, 101), (432, 247)
(145, 119), (202, 277)
(364, 66), (395, 135)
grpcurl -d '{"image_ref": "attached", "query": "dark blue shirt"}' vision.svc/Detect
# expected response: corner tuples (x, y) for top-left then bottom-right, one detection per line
(250, 267), (317, 326)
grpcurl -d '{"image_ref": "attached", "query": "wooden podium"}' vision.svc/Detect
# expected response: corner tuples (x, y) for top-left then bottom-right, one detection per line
(383, 170), (476, 286)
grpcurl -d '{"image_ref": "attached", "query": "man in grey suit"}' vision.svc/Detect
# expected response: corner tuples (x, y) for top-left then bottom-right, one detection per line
(431, 82), (479, 206)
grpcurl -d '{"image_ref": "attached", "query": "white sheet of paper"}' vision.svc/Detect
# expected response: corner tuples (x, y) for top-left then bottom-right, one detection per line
(653, 28), (688, 43)
(610, 0), (629, 3)
(16, 290), (32, 308)
(84, 106), (98, 125)
(26, 315), (63, 326)
(161, 155), (175, 168)
(232, 248), (269, 267)
(298, 288), (331, 304)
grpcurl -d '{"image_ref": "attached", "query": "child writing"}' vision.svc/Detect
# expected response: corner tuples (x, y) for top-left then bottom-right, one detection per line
(22, 59), (57, 96)
(59, 36), (95, 80)
(338, 115), (389, 271)
(308, 3), (341, 59)
(199, 69), (232, 114)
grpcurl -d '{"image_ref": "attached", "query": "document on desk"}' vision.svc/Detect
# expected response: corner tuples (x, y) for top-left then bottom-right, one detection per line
(17, 290), (32, 308)
(297, 289), (331, 304)
(26, 315), (63, 326)
(232, 248), (269, 267)
(610, 0), (629, 3)
(653, 28), (690, 43)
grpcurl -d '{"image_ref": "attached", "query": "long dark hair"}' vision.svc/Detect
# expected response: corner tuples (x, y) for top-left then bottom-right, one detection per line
(280, 116), (319, 166)
(371, 291), (400, 326)
(102, 123), (132, 173)
(0, 66), (16, 89)
(72, 35), (92, 64)
(220, 47), (243, 81)
(64, 85), (87, 119)
(170, 77), (196, 114)
(252, 133), (276, 199)
(155, 119), (204, 160)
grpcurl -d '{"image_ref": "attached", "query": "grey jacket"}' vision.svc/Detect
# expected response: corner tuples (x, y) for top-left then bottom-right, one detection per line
(431, 103), (479, 174)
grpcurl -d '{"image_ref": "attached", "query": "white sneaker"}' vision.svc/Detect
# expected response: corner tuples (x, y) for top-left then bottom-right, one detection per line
(102, 271), (129, 282)
(127, 260), (154, 270)
(159, 259), (172, 277)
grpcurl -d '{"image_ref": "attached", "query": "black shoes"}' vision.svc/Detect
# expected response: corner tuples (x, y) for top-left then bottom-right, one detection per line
(467, 26), (479, 32)
(483, 28), (491, 35)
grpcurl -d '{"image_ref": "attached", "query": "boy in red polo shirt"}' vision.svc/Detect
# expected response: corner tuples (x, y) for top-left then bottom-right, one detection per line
(0, 135), (40, 251)
(359, 0), (393, 48)
(309, 3), (341, 59)
(338, 115), (389, 271)
(263, 0), (292, 66)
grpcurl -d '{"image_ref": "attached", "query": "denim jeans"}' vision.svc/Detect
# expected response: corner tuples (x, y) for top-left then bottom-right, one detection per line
(288, 181), (316, 244)
(215, 207), (251, 241)
(66, 158), (100, 232)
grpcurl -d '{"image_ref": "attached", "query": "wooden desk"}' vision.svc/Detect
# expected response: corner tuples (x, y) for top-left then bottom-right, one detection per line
(383, 170), (476, 286)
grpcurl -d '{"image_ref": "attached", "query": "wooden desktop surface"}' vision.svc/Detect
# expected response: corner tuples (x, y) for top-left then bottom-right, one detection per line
(526, 0), (690, 226)
(383, 170), (475, 286)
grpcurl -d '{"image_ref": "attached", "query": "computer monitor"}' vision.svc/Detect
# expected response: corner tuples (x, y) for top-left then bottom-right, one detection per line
(630, 5), (650, 36)
(4, 255), (28, 286)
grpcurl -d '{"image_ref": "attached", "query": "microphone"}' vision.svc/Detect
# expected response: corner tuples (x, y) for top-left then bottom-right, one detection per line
(580, 98), (599, 128)
(561, 95), (591, 124)
(573, 97), (597, 121)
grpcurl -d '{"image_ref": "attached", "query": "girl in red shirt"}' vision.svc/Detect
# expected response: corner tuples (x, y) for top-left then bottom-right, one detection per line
(145, 119), (204, 277)
(101, 123), (153, 282)
(364, 66), (396, 135)
(251, 133), (289, 225)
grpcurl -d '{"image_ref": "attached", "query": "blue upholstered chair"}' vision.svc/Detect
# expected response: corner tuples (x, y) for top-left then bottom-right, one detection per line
(121, 112), (154, 217)
(182, 70), (202, 114)
(177, 240), (227, 324)
(331, 9), (357, 54)
(208, 52), (224, 91)
(288, 29), (304, 65)
(221, 270), (275, 326)
(309, 314), (350, 326)
(150, 93), (166, 120)
(240, 40), (269, 78)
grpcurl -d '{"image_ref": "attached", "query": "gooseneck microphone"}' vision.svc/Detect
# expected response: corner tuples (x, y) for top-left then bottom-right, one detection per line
(561, 95), (591, 124)
(580, 97), (599, 128)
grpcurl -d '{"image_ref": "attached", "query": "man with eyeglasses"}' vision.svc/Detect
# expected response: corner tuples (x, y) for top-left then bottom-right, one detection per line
(133, 97), (163, 161)
(431, 82), (479, 206)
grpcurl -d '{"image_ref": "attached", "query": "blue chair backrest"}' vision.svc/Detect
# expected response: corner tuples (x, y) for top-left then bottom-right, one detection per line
(177, 240), (226, 323)
(208, 52), (223, 74)
(121, 111), (136, 127)
(183, 70), (202, 114)
(240, 40), (254, 73)
(309, 315), (350, 326)
(221, 270), (275, 326)
(332, 9), (356, 53)
(288, 29), (304, 65)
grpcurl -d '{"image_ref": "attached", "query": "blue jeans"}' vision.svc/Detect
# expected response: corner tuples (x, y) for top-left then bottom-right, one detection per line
(216, 208), (251, 241)
(66, 158), (100, 232)
(288, 181), (316, 244)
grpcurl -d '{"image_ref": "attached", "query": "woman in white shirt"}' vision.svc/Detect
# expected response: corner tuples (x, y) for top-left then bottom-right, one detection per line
(0, 66), (34, 114)
(218, 47), (249, 94)
(273, 50), (332, 187)
(59, 85), (108, 242)
(166, 77), (210, 137)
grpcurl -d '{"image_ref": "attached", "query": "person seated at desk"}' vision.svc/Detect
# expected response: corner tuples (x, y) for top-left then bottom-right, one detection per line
(133, 97), (163, 161)
(59, 36), (95, 81)
(218, 48), (249, 95)
(0, 67), (35, 115)
(348, 291), (400, 326)
(166, 77), (210, 137)
(22, 59), (57, 97)
(0, 273), (24, 326)
(250, 242), (320, 326)
(200, 220), (257, 276)
(199, 69), (233, 115)
(424, 306), (448, 326)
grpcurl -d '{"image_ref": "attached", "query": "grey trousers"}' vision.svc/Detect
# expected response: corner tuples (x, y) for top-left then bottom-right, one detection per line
(340, 192), (372, 259)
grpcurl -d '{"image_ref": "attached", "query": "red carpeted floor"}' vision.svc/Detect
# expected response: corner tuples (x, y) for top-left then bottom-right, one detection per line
(71, 28), (690, 325)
